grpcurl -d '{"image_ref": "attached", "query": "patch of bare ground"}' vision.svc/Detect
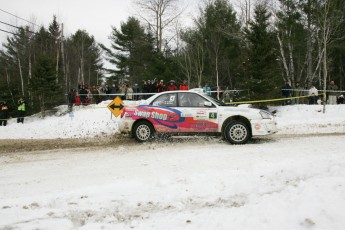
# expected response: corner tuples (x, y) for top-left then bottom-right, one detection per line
(0, 134), (135, 155)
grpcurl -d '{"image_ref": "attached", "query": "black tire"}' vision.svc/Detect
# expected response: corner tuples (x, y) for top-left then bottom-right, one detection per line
(224, 120), (251, 144)
(133, 121), (155, 142)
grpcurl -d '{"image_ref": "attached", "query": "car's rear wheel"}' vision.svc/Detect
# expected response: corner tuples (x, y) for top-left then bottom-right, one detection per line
(224, 120), (251, 144)
(133, 121), (155, 142)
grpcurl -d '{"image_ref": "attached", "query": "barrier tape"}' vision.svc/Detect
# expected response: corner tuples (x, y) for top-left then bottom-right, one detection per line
(225, 93), (325, 105)
(0, 92), (333, 121)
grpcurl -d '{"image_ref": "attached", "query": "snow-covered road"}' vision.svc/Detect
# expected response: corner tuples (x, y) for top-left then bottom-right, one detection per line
(1, 135), (345, 230)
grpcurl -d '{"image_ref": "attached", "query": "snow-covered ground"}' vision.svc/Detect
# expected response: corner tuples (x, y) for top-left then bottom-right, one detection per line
(0, 102), (345, 139)
(1, 103), (345, 229)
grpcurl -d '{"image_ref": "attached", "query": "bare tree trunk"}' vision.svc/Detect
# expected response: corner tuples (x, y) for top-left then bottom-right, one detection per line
(246, 0), (251, 28)
(306, 0), (313, 88)
(178, 47), (192, 86)
(277, 33), (290, 83)
(322, 28), (328, 113)
(81, 36), (84, 83)
(5, 68), (15, 105)
(88, 67), (91, 86)
(134, 0), (182, 53)
(55, 39), (60, 84)
(78, 67), (81, 85)
(195, 42), (204, 88)
(18, 54), (24, 96)
(288, 32), (295, 85)
(215, 54), (219, 100)
(61, 24), (66, 93)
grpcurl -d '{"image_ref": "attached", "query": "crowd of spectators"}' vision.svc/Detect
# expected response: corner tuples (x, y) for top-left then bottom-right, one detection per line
(0, 98), (27, 126)
(67, 79), (345, 108)
(67, 79), (191, 107)
(281, 80), (345, 105)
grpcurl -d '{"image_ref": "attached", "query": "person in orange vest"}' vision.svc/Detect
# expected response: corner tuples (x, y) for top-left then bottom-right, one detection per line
(167, 80), (178, 91)
(179, 80), (189, 90)
(157, 80), (165, 92)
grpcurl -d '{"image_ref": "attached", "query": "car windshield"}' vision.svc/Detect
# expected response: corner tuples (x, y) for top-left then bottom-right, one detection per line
(204, 95), (226, 106)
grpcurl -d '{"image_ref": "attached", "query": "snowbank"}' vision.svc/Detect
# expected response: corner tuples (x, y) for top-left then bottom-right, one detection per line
(1, 102), (345, 139)
(272, 104), (345, 135)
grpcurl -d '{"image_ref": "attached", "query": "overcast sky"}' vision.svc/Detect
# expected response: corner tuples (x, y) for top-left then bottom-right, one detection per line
(0, 0), (201, 50)
(0, 0), (134, 48)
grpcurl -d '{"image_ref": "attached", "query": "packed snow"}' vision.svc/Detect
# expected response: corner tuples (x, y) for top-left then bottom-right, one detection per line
(0, 101), (345, 139)
(1, 102), (345, 229)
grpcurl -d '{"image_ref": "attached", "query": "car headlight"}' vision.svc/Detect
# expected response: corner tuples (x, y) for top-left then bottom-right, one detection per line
(260, 111), (274, 119)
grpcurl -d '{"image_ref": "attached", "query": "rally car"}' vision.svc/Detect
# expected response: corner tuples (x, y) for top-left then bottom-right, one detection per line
(118, 90), (278, 144)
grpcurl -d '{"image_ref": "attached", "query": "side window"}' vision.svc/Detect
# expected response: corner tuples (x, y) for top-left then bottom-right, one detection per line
(151, 93), (177, 107)
(178, 93), (192, 107)
(178, 93), (213, 107)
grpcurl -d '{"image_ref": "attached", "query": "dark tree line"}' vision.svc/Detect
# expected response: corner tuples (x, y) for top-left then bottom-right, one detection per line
(103, 0), (345, 100)
(1, 0), (345, 116)
(0, 16), (103, 116)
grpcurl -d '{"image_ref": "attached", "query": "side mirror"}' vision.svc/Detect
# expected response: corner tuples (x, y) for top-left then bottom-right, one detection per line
(204, 101), (213, 107)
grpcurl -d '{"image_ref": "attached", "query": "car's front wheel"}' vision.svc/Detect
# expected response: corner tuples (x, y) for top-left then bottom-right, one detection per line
(133, 121), (155, 142)
(224, 120), (251, 144)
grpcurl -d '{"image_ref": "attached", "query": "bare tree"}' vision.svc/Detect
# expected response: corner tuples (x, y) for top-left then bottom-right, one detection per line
(178, 37), (205, 88)
(236, 0), (253, 28)
(133, 0), (184, 53)
(314, 0), (345, 112)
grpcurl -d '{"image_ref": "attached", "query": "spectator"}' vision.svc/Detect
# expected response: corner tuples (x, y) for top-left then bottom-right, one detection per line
(308, 84), (318, 105)
(91, 85), (100, 104)
(120, 83), (127, 100)
(0, 101), (9, 126)
(282, 82), (292, 105)
(203, 83), (211, 96)
(67, 88), (76, 111)
(217, 86), (223, 100)
(105, 84), (111, 99)
(17, 98), (26, 123)
(109, 83), (118, 100)
(98, 83), (107, 101)
(75, 92), (81, 106)
(150, 79), (157, 93)
(294, 82), (304, 104)
(179, 80), (189, 90)
(146, 80), (152, 93)
(167, 80), (178, 91)
(327, 81), (338, 105)
(79, 85), (88, 105)
(78, 80), (83, 90)
(142, 80), (149, 99)
(126, 84), (134, 100)
(132, 83), (140, 100)
(337, 95), (344, 104)
(157, 80), (165, 93)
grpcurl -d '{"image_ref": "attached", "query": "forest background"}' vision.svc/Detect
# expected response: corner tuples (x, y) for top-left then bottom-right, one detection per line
(0, 0), (345, 116)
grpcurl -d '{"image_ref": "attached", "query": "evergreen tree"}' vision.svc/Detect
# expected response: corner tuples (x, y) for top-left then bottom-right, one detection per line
(193, 0), (242, 91)
(66, 30), (102, 88)
(245, 3), (280, 99)
(30, 56), (59, 114)
(276, 0), (307, 87)
(101, 17), (155, 84)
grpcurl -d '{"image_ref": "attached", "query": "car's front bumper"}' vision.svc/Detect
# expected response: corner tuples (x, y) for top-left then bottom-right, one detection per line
(251, 119), (278, 136)
(118, 118), (134, 134)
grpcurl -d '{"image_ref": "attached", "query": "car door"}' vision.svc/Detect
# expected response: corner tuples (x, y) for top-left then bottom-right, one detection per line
(148, 93), (182, 133)
(177, 92), (219, 133)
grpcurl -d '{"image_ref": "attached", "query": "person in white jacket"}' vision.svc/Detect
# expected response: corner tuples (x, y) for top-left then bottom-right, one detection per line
(308, 85), (318, 104)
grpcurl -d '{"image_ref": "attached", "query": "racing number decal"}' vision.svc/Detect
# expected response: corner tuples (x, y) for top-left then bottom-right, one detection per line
(209, 112), (217, 119)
